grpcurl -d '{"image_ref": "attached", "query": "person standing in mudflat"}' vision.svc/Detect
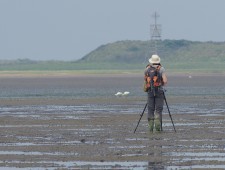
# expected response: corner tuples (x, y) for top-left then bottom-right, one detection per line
(144, 54), (168, 132)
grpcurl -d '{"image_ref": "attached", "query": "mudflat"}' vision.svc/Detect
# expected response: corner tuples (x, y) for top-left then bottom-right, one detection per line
(0, 74), (225, 169)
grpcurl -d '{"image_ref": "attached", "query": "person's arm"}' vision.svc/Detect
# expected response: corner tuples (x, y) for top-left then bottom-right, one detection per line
(160, 66), (167, 86)
(162, 72), (168, 85)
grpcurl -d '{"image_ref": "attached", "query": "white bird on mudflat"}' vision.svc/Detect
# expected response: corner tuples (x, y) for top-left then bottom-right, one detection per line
(122, 91), (130, 96)
(115, 92), (123, 96)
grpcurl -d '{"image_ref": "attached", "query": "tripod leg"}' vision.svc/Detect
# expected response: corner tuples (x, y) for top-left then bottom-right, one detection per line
(134, 103), (147, 133)
(163, 92), (176, 132)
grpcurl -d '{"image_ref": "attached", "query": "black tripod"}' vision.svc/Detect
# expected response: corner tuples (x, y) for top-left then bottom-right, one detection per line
(133, 103), (147, 133)
(134, 92), (176, 133)
(163, 91), (176, 132)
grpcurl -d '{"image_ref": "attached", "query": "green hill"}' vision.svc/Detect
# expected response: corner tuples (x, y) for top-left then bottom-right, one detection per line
(1, 39), (225, 73)
(78, 39), (225, 72)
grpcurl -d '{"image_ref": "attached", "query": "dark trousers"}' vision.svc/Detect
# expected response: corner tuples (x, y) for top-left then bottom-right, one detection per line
(147, 89), (164, 123)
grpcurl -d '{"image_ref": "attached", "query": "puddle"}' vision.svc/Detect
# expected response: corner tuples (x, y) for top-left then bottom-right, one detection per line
(0, 140), (100, 146)
(109, 145), (146, 149)
(121, 153), (148, 157)
(105, 138), (120, 144)
(163, 144), (220, 149)
(73, 161), (148, 170)
(0, 161), (149, 170)
(125, 138), (149, 141)
(163, 122), (202, 126)
(0, 151), (78, 156)
(174, 156), (225, 162)
(167, 165), (225, 169)
(166, 152), (225, 168)
(0, 142), (38, 146)
(0, 125), (49, 128)
(75, 128), (104, 131)
(0, 168), (55, 170)
(167, 151), (225, 157)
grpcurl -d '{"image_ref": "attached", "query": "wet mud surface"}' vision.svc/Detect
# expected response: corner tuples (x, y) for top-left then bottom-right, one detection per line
(0, 74), (225, 169)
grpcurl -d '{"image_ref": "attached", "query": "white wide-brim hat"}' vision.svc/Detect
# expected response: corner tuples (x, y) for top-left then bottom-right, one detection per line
(149, 54), (161, 64)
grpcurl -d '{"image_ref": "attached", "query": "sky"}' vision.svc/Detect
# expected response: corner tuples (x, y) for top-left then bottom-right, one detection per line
(0, 0), (225, 61)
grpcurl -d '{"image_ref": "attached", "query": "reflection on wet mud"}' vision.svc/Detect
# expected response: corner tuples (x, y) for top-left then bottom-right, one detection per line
(147, 136), (164, 170)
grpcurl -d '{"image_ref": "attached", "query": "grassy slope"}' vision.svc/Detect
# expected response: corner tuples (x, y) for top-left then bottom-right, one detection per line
(1, 40), (225, 74)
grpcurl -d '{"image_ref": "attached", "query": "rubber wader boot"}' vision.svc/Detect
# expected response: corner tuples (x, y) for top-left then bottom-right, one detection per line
(155, 118), (161, 132)
(148, 119), (154, 132)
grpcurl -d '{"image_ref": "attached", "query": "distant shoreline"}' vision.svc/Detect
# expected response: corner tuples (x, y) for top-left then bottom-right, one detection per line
(0, 70), (224, 78)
